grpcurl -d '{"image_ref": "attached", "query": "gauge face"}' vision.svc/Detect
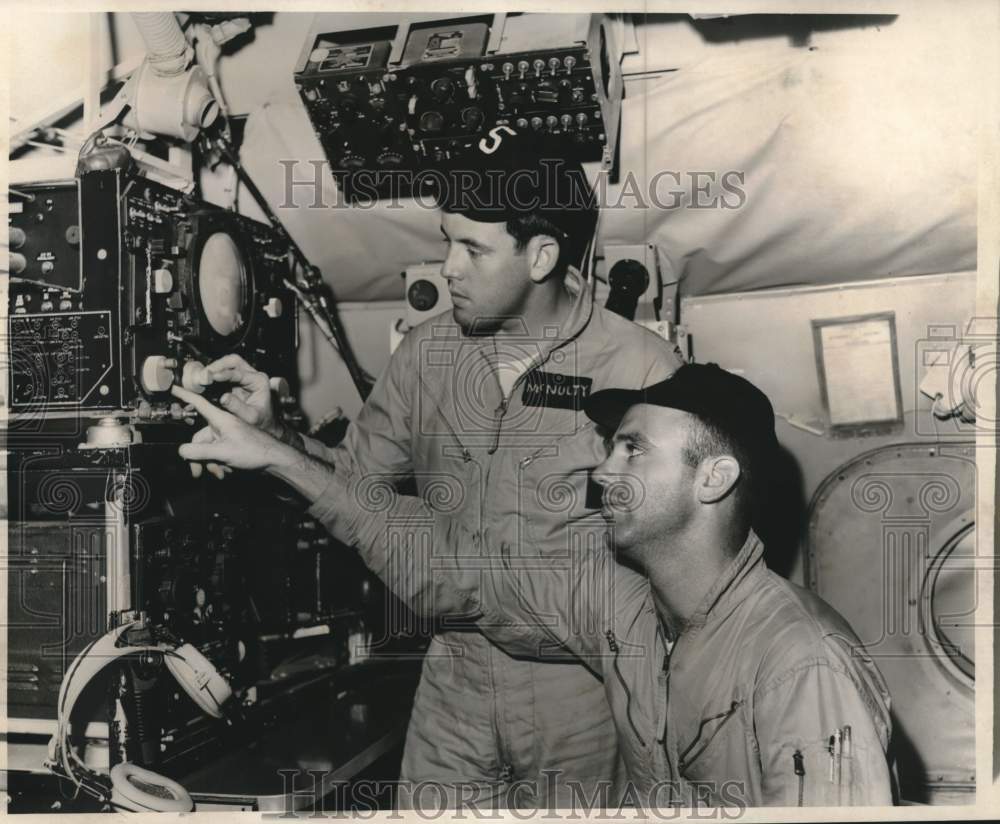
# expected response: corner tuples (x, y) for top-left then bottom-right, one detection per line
(198, 232), (248, 337)
(407, 278), (439, 312)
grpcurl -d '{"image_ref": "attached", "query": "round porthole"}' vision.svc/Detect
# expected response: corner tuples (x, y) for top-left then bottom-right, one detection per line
(920, 511), (975, 687)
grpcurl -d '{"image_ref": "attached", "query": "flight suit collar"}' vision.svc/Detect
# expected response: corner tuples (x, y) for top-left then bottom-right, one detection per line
(678, 530), (766, 638)
(474, 265), (595, 368)
(417, 268), (596, 433)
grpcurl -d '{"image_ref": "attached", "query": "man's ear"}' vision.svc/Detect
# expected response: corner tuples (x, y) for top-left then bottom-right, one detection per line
(526, 234), (560, 283)
(696, 456), (741, 504)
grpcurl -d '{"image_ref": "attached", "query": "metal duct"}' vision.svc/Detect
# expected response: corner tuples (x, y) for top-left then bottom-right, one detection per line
(131, 12), (190, 77)
(123, 12), (219, 141)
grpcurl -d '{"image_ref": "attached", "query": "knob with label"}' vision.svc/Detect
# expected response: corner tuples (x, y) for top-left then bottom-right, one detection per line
(264, 297), (284, 318)
(419, 110), (445, 133)
(140, 356), (178, 394)
(430, 77), (455, 102)
(181, 361), (209, 394)
(153, 268), (174, 294)
(269, 376), (291, 400)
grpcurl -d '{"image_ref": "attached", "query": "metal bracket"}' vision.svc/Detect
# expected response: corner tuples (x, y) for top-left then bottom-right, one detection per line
(486, 14), (508, 54)
(388, 19), (412, 67)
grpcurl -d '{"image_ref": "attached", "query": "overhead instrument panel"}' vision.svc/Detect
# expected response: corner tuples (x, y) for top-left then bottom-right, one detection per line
(805, 443), (976, 804)
(293, 13), (623, 201)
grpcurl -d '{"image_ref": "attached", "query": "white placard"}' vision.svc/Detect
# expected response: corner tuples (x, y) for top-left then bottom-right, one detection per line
(814, 314), (901, 429)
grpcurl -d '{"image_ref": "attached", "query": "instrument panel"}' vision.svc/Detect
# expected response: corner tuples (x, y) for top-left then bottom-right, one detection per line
(7, 171), (296, 415)
(295, 16), (619, 201)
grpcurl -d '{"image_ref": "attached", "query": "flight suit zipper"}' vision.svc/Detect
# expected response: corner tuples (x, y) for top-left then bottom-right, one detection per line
(487, 641), (515, 785)
(481, 338), (569, 785)
(486, 340), (558, 456)
(483, 375), (513, 783)
(658, 627), (676, 785)
(605, 630), (646, 747)
(489, 397), (509, 454)
(416, 373), (473, 462)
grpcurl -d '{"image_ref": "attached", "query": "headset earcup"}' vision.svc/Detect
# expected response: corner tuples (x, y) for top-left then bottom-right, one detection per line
(110, 762), (194, 812)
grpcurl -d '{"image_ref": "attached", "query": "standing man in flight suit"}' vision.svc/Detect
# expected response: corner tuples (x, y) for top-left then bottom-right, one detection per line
(182, 128), (681, 807)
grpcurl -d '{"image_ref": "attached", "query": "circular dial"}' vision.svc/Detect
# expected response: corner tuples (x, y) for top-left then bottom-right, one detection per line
(407, 279), (440, 312)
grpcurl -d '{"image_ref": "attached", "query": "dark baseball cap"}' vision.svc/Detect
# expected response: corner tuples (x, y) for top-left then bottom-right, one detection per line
(432, 127), (596, 244)
(584, 363), (779, 459)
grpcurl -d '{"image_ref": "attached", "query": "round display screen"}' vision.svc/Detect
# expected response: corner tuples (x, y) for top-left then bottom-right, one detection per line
(198, 232), (248, 337)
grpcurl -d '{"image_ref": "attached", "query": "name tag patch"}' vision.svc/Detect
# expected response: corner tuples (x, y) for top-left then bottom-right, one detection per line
(522, 371), (592, 410)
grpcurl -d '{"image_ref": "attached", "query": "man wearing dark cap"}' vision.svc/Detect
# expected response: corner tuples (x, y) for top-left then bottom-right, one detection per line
(180, 128), (681, 807)
(175, 363), (893, 808)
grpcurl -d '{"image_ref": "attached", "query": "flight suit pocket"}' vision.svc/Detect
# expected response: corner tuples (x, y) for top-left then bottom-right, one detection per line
(677, 700), (746, 780)
(516, 421), (607, 553)
(772, 737), (879, 806)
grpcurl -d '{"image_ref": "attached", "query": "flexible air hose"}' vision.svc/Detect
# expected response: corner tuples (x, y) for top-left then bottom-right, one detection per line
(131, 13), (189, 76)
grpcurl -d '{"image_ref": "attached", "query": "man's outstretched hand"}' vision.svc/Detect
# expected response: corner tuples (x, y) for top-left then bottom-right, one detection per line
(186, 355), (280, 432)
(172, 384), (300, 478)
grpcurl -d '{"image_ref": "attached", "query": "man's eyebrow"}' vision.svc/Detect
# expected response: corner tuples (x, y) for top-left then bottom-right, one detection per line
(440, 225), (492, 252)
(613, 430), (655, 449)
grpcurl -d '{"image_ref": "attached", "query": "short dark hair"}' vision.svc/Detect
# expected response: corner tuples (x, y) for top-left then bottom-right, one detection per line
(503, 214), (572, 279)
(681, 416), (761, 530)
(503, 177), (597, 279)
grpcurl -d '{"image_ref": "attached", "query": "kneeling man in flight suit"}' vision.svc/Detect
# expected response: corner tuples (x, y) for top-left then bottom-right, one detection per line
(172, 362), (894, 809)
